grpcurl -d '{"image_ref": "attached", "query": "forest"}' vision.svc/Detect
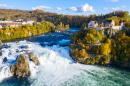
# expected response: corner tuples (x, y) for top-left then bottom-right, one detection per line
(0, 9), (129, 27)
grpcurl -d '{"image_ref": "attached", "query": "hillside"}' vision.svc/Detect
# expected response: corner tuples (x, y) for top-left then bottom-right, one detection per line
(0, 9), (129, 27)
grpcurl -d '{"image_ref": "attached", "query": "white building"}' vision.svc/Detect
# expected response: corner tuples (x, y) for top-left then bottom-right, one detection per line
(87, 20), (124, 31)
(0, 21), (22, 28)
(0, 19), (35, 28)
(22, 20), (34, 25)
(88, 21), (98, 28)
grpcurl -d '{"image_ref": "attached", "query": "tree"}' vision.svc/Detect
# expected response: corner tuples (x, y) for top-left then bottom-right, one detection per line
(79, 49), (88, 58)
(100, 24), (104, 27)
(125, 22), (130, 28)
(106, 39), (111, 45)
(100, 43), (111, 55)
(5, 25), (9, 33)
(60, 22), (62, 27)
(0, 40), (2, 45)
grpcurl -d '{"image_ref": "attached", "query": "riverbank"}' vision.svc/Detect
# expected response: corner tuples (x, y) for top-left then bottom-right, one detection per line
(1, 32), (51, 43)
(69, 28), (130, 68)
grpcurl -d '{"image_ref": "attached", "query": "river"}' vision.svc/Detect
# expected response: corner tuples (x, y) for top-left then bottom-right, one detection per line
(0, 27), (130, 86)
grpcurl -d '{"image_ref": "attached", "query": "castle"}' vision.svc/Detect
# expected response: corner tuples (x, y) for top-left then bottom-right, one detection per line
(87, 20), (124, 31)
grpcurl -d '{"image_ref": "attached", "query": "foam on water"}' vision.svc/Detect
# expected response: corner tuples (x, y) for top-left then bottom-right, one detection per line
(0, 40), (130, 86)
(57, 39), (70, 45)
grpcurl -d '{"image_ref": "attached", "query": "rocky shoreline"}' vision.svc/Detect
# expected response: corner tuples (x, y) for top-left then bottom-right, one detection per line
(69, 43), (130, 68)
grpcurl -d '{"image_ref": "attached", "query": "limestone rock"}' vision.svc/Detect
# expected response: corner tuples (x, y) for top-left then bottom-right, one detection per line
(16, 54), (30, 78)
(10, 64), (17, 75)
(15, 41), (19, 43)
(3, 57), (7, 63)
(29, 52), (39, 65)
(29, 52), (34, 59)
(31, 57), (39, 65)
(0, 52), (2, 56)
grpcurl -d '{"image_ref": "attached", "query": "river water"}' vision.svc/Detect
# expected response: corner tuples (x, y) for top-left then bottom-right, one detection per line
(0, 27), (130, 86)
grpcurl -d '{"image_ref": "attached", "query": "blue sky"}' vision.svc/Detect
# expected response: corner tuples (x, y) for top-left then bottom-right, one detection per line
(0, 0), (130, 15)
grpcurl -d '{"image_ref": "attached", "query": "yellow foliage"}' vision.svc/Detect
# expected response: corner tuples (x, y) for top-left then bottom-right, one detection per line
(100, 24), (104, 27)
(82, 44), (86, 48)
(100, 43), (111, 55)
(106, 39), (111, 45)
(85, 46), (90, 50)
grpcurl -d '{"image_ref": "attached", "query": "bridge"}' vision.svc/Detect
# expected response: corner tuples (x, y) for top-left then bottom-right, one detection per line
(55, 30), (74, 35)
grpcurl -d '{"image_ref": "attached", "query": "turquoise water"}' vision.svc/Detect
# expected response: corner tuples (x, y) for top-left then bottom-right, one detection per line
(0, 27), (129, 86)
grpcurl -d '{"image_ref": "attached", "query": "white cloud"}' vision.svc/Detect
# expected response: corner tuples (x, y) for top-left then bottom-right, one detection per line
(104, 8), (108, 10)
(55, 7), (61, 12)
(67, 3), (95, 12)
(77, 4), (95, 12)
(67, 7), (77, 12)
(121, 6), (126, 8)
(105, 5), (126, 11)
(112, 7), (120, 10)
(32, 5), (52, 10)
(110, 0), (119, 2)
(0, 4), (12, 9)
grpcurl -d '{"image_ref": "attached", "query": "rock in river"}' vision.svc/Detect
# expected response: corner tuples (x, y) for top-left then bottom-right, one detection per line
(0, 52), (2, 56)
(3, 57), (7, 63)
(29, 52), (34, 59)
(10, 54), (30, 78)
(31, 57), (39, 65)
(29, 52), (39, 65)
(10, 64), (17, 75)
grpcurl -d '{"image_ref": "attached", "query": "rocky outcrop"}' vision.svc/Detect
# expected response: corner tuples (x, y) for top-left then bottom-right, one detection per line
(16, 54), (30, 78)
(3, 57), (7, 63)
(10, 64), (17, 75)
(31, 57), (39, 65)
(29, 52), (39, 65)
(10, 52), (39, 78)
(15, 41), (19, 43)
(29, 52), (34, 59)
(10, 54), (30, 78)
(0, 52), (2, 56)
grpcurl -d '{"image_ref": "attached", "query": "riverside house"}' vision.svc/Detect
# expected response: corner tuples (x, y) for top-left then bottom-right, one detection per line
(0, 19), (35, 28)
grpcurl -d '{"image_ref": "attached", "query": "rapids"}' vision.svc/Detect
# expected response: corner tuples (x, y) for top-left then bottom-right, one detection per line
(0, 27), (129, 86)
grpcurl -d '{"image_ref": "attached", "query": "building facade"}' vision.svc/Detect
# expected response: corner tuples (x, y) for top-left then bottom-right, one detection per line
(0, 19), (35, 28)
(88, 21), (98, 28)
(87, 20), (124, 31)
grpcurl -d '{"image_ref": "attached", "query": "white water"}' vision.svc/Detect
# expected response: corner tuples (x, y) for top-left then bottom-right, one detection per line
(57, 39), (70, 45)
(0, 40), (130, 86)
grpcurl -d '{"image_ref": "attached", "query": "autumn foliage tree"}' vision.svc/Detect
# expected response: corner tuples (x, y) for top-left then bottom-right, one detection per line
(100, 43), (111, 55)
(0, 20), (55, 40)
(111, 33), (130, 66)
